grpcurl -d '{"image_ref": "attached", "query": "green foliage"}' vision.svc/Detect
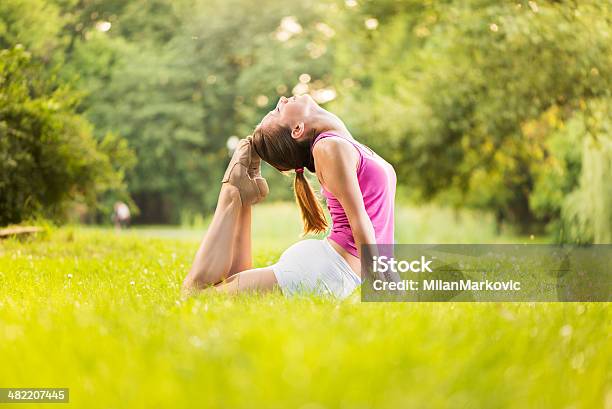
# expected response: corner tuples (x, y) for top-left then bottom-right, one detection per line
(0, 0), (64, 58)
(0, 46), (133, 225)
(329, 0), (611, 240)
(557, 101), (612, 243)
(1, 0), (610, 241)
(58, 0), (337, 222)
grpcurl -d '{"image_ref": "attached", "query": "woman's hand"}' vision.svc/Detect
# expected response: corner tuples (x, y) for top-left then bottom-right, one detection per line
(222, 138), (268, 205)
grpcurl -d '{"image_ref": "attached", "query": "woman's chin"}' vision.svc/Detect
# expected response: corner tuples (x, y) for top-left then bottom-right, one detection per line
(298, 93), (317, 106)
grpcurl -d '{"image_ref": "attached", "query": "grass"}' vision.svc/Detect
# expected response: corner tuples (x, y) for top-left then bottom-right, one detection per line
(0, 203), (610, 409)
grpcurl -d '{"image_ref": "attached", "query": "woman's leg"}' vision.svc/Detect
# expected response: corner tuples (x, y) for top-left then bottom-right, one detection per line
(182, 189), (278, 295)
(228, 202), (253, 273)
(182, 137), (270, 295)
(212, 267), (278, 294)
(182, 184), (243, 292)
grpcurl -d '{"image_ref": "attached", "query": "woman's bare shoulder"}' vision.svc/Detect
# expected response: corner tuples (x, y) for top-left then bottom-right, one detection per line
(312, 137), (360, 174)
(312, 136), (356, 157)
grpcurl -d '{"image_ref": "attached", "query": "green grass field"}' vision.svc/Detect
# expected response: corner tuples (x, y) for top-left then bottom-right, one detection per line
(1, 203), (610, 409)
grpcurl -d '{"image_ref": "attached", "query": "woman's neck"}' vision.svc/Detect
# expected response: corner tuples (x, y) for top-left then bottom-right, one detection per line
(307, 107), (351, 140)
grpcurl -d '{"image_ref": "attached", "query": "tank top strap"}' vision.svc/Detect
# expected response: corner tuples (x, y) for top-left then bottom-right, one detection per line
(311, 131), (370, 156)
(310, 131), (337, 153)
(311, 131), (368, 174)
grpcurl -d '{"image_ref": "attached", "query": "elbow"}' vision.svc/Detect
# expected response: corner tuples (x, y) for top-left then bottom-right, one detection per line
(352, 221), (376, 245)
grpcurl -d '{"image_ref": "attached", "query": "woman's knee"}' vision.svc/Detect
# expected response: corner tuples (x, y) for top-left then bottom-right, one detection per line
(185, 258), (231, 287)
(228, 268), (278, 292)
(182, 269), (220, 293)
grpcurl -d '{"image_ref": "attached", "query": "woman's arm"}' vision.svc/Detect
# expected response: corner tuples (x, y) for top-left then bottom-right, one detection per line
(313, 138), (377, 262)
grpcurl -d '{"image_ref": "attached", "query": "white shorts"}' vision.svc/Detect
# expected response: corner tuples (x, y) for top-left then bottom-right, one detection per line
(271, 239), (361, 299)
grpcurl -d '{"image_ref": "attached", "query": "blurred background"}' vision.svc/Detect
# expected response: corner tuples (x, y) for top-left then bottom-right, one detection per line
(1, 0), (610, 243)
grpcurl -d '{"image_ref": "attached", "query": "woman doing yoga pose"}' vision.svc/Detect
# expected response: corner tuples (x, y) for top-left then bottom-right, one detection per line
(182, 94), (396, 298)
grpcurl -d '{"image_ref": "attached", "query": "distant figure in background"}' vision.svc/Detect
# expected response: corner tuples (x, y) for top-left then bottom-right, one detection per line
(113, 201), (131, 230)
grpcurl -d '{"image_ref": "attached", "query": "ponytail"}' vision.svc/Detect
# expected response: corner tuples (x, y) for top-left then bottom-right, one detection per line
(294, 171), (328, 235)
(251, 124), (327, 234)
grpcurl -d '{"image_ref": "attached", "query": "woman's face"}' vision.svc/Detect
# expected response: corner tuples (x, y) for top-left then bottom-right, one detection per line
(259, 94), (317, 132)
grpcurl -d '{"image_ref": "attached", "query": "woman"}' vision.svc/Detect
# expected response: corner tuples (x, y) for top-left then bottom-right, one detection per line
(182, 94), (396, 298)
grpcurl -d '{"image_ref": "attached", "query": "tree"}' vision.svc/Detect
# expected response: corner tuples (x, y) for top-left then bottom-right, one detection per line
(328, 0), (611, 241)
(67, 0), (335, 222)
(0, 46), (134, 225)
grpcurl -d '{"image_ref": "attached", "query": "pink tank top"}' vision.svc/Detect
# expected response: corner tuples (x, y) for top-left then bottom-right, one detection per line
(311, 131), (396, 258)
